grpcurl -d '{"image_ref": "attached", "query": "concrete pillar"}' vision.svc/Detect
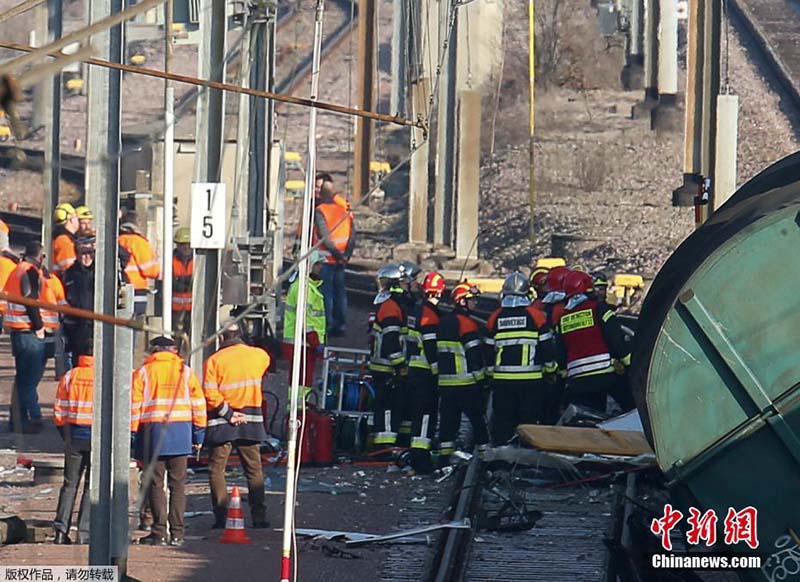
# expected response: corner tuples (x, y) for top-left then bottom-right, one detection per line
(651, 0), (680, 131)
(455, 90), (480, 260)
(434, 1), (457, 248)
(622, 0), (644, 90)
(673, 0), (704, 206)
(408, 77), (430, 244)
(632, 0), (659, 117)
(712, 94), (738, 210)
(390, 0), (407, 116)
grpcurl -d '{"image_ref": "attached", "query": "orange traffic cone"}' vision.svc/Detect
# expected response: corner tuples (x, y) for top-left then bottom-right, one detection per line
(219, 486), (252, 544)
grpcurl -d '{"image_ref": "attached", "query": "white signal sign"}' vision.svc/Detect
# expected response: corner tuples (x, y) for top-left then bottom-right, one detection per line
(191, 182), (226, 249)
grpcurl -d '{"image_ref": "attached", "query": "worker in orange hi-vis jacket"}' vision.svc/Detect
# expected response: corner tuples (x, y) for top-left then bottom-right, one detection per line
(131, 336), (206, 547)
(52, 345), (95, 545)
(203, 324), (271, 530)
(51, 203), (80, 275)
(118, 210), (160, 316)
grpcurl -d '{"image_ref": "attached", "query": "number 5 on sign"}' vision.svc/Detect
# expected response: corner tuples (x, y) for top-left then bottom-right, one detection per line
(191, 182), (226, 249)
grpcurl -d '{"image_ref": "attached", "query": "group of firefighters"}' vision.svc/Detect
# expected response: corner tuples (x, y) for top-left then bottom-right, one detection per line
(367, 262), (633, 474)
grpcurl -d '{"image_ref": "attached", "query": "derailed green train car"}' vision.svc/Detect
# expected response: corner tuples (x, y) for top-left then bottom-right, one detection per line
(631, 153), (800, 581)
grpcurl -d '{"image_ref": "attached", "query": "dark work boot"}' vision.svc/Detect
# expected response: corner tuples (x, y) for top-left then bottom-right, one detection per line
(53, 531), (71, 545)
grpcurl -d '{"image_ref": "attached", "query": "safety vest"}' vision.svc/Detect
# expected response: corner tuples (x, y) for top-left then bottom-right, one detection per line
(333, 193), (351, 212)
(406, 301), (440, 374)
(172, 253), (193, 312)
(558, 298), (616, 379)
(436, 309), (486, 387)
(486, 305), (555, 381)
(42, 273), (64, 330)
(0, 251), (20, 313)
(313, 202), (351, 264)
(283, 277), (326, 344)
(54, 355), (94, 441)
(0, 219), (9, 234)
(119, 232), (160, 291)
(130, 351), (207, 457)
(203, 342), (270, 444)
(368, 294), (406, 375)
(52, 232), (77, 274)
(3, 260), (53, 331)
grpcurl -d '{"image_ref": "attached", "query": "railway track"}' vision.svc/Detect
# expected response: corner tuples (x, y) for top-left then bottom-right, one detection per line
(729, 0), (800, 110)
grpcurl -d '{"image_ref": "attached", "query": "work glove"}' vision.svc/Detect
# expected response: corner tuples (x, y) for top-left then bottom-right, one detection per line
(613, 360), (627, 375)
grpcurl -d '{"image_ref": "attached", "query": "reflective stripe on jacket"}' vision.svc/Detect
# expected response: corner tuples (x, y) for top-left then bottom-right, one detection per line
(406, 301), (440, 374)
(42, 273), (65, 330)
(52, 232), (77, 274)
(202, 342), (270, 445)
(283, 277), (326, 344)
(436, 309), (486, 387)
(486, 305), (556, 381)
(368, 294), (406, 375)
(172, 253), (193, 312)
(54, 355), (94, 441)
(4, 261), (46, 331)
(0, 251), (20, 313)
(119, 232), (160, 290)
(131, 351), (206, 457)
(557, 297), (630, 378)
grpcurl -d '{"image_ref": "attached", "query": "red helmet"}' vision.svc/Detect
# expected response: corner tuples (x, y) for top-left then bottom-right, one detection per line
(452, 281), (481, 305)
(530, 266), (550, 290)
(423, 271), (446, 297)
(544, 266), (571, 293)
(563, 270), (594, 297)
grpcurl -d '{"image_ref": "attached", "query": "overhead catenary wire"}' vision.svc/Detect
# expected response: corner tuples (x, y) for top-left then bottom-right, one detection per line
(0, 41), (425, 130)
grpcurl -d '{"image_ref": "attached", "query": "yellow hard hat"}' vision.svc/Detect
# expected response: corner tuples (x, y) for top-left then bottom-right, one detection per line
(54, 203), (76, 224)
(175, 227), (191, 244)
(75, 205), (93, 220)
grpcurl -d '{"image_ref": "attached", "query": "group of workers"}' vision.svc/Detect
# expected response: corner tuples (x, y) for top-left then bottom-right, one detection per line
(367, 261), (633, 473)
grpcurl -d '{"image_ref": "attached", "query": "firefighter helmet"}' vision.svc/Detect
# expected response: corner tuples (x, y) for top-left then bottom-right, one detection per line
(501, 272), (530, 298)
(564, 270), (594, 297)
(423, 271), (446, 297)
(377, 263), (403, 289)
(530, 266), (550, 290)
(174, 227), (191, 244)
(591, 270), (610, 288)
(544, 266), (571, 293)
(452, 281), (481, 305)
(399, 260), (422, 282)
(53, 203), (76, 224)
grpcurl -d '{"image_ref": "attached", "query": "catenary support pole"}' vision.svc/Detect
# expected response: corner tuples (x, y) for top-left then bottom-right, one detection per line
(87, 0), (125, 569)
(697, 0), (721, 226)
(408, 76), (429, 244)
(434, 1), (457, 248)
(528, 0), (535, 245)
(281, 5), (325, 581)
(190, 0), (227, 374)
(455, 90), (480, 260)
(390, 0), (406, 116)
(41, 0), (61, 260)
(353, 0), (376, 203)
(673, 0), (704, 206)
(162, 0), (174, 332)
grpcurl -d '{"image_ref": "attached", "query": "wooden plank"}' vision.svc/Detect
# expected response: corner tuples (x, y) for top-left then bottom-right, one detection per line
(516, 425), (654, 456)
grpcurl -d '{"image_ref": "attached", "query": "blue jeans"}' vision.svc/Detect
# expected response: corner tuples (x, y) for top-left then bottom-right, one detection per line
(319, 263), (348, 333)
(11, 331), (47, 427)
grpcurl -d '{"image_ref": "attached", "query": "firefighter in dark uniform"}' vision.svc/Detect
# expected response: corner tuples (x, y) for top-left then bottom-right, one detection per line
(485, 273), (557, 445)
(436, 281), (490, 465)
(368, 264), (407, 449)
(395, 260), (422, 447)
(557, 270), (632, 413)
(405, 271), (445, 474)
